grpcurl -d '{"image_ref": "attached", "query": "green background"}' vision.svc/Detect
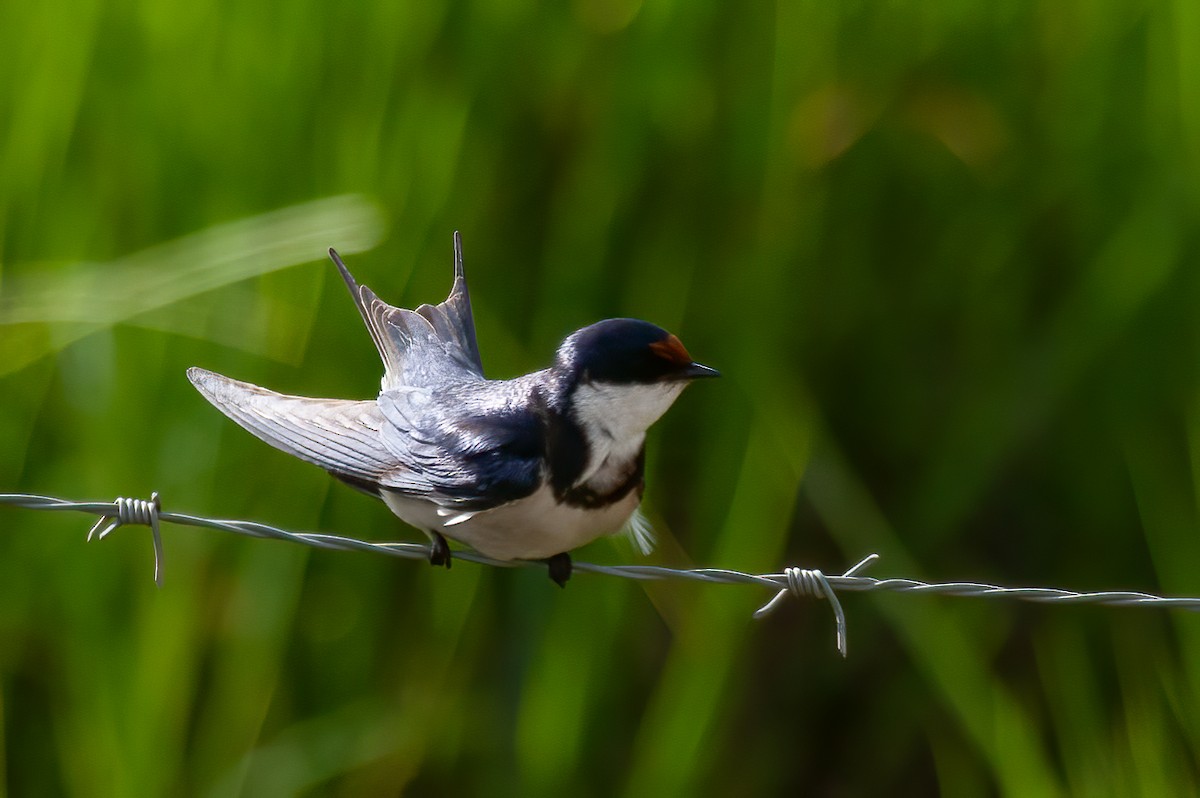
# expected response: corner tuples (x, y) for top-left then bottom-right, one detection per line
(3, 1), (1200, 795)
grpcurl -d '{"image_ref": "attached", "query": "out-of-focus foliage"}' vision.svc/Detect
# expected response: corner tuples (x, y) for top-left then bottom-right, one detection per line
(2, 1), (1199, 795)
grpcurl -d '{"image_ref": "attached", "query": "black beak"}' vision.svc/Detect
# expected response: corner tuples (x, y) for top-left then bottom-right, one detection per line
(682, 362), (721, 379)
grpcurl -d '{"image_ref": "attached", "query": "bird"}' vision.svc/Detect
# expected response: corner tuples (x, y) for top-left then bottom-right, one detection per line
(187, 232), (718, 586)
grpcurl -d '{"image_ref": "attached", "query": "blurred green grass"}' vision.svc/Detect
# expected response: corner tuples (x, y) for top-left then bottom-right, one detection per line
(2, 0), (1199, 795)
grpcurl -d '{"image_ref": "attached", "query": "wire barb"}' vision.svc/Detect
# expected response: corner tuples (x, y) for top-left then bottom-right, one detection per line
(752, 554), (879, 657)
(3, 492), (1199, 657)
(86, 493), (164, 587)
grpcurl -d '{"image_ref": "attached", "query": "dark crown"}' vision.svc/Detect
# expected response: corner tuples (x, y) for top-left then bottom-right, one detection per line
(557, 318), (696, 384)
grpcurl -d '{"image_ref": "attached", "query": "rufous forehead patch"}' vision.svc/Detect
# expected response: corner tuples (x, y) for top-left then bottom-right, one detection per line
(649, 334), (693, 365)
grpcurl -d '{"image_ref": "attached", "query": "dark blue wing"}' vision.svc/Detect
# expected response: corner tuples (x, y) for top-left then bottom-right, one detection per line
(376, 387), (545, 510)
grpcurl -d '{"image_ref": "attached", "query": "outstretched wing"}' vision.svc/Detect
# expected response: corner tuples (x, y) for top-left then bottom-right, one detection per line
(187, 367), (397, 493)
(375, 387), (545, 514)
(329, 231), (484, 391)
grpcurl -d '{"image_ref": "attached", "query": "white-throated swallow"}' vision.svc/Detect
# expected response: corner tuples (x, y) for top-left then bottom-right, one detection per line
(188, 233), (718, 585)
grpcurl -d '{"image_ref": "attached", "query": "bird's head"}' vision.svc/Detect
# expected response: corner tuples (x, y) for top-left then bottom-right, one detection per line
(555, 318), (718, 439)
(556, 318), (719, 385)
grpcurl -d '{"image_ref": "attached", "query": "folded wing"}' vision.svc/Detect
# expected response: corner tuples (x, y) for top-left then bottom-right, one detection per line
(376, 387), (545, 511)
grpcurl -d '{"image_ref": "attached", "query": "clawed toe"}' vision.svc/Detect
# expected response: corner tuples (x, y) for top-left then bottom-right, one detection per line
(429, 532), (452, 569)
(546, 552), (572, 587)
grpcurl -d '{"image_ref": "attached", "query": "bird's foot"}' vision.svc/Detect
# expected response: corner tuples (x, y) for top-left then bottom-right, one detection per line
(546, 552), (572, 588)
(429, 532), (452, 569)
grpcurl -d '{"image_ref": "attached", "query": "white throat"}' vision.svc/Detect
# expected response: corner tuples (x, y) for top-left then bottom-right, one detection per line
(569, 380), (686, 486)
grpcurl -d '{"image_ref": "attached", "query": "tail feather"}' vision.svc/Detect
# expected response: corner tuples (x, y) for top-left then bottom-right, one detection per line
(328, 232), (484, 391)
(414, 231), (483, 373)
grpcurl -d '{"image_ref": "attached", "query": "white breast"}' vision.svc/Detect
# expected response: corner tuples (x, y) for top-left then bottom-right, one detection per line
(568, 380), (685, 487)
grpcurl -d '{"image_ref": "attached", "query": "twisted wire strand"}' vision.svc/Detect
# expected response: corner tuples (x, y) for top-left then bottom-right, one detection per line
(4, 492), (1199, 657)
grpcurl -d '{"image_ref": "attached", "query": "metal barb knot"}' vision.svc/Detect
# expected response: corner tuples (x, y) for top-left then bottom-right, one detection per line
(87, 493), (164, 587)
(753, 554), (880, 658)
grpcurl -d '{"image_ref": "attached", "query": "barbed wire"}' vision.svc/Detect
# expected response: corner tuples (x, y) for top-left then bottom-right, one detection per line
(3, 492), (1199, 657)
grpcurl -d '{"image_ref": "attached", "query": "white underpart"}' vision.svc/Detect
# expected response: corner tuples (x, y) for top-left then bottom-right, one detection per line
(381, 379), (684, 561)
(383, 485), (642, 561)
